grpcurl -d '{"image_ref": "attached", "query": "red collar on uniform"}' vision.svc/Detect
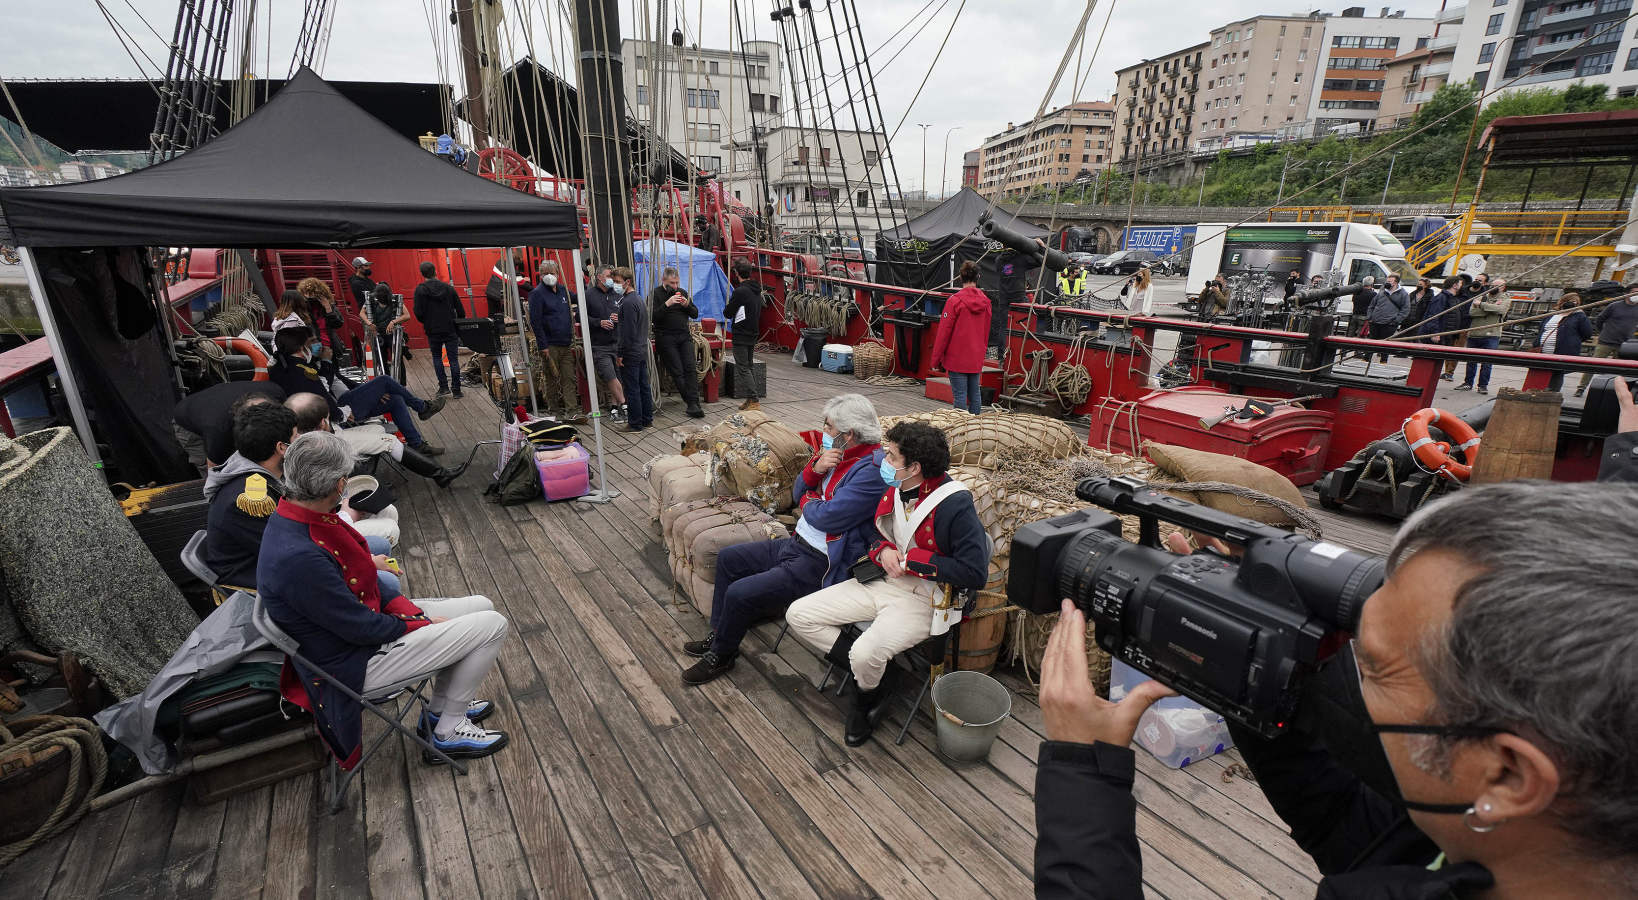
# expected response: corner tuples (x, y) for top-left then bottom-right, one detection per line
(276, 498), (346, 527)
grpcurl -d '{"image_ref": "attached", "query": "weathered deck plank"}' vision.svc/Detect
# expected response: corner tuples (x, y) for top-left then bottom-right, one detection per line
(4, 350), (1383, 899)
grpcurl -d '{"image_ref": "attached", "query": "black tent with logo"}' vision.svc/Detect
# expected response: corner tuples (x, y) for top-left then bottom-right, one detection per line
(873, 188), (1048, 297)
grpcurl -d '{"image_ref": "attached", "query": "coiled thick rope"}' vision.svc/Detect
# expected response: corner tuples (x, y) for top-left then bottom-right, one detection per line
(0, 715), (107, 867)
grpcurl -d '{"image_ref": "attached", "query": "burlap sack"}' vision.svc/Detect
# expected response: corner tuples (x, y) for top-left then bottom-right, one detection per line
(943, 411), (1083, 469)
(646, 453), (707, 518)
(1143, 442), (1307, 526)
(710, 420), (811, 514)
(687, 573), (715, 617)
(688, 517), (789, 583)
(670, 501), (759, 562)
(879, 409), (972, 432)
(663, 498), (730, 553)
(680, 410), (774, 455)
(657, 465), (718, 523)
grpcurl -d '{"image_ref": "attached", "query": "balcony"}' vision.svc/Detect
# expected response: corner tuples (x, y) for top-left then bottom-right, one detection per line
(1146, 70), (1159, 82)
(1533, 32), (1583, 53)
(1422, 61), (1452, 77)
(1540, 4), (1597, 26)
(1187, 59), (1202, 72)
(1427, 33), (1458, 51)
(1435, 3), (1466, 24)
(1407, 89), (1438, 104)
(1506, 68), (1576, 87)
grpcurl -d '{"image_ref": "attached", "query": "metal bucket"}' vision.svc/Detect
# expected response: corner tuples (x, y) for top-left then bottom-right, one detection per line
(931, 670), (1012, 761)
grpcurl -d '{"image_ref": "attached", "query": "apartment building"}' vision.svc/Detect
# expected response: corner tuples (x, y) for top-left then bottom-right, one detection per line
(1445, 0), (1638, 99)
(976, 101), (1117, 198)
(621, 38), (783, 177)
(961, 150), (979, 189)
(1304, 8), (1435, 136)
(1195, 14), (1331, 151)
(1114, 44), (1208, 165)
(743, 125), (893, 236)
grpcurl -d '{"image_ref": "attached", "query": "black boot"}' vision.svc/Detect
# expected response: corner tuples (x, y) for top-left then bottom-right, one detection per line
(683, 631), (714, 658)
(400, 444), (468, 489)
(845, 683), (885, 747)
(824, 631), (856, 670)
(681, 649), (737, 686)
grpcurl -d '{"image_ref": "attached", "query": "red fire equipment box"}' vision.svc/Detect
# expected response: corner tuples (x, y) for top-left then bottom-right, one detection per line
(1099, 386), (1334, 486)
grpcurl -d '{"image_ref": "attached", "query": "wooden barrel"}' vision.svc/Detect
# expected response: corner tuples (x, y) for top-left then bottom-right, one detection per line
(1470, 388), (1562, 484)
(952, 591), (1009, 673)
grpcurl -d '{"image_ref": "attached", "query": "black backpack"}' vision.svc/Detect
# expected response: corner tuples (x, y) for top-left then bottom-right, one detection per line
(485, 446), (541, 506)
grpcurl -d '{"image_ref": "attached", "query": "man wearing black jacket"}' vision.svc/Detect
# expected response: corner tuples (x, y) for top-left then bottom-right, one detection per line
(650, 266), (704, 418)
(412, 261), (466, 398)
(723, 259), (764, 410)
(613, 267), (652, 431)
(585, 265), (628, 424)
(1032, 416), (1638, 897)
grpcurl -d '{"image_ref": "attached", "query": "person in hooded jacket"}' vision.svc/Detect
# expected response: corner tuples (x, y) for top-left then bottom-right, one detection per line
(930, 260), (993, 414)
(1533, 293), (1594, 393)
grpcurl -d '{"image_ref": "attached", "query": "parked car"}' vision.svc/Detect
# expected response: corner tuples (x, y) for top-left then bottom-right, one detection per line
(1066, 251), (1099, 268)
(1092, 249), (1163, 275)
(826, 247), (877, 284)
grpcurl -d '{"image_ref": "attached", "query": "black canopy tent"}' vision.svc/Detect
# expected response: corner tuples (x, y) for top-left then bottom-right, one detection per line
(0, 68), (585, 483)
(873, 188), (1047, 298)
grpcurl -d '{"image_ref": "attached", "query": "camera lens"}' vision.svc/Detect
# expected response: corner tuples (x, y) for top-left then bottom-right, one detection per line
(1288, 543), (1386, 632)
(1057, 529), (1128, 609)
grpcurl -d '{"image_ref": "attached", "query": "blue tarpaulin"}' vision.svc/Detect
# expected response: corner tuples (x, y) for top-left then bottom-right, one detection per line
(633, 239), (730, 324)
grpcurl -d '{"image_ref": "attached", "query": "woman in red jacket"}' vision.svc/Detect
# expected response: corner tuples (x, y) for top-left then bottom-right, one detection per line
(930, 260), (993, 413)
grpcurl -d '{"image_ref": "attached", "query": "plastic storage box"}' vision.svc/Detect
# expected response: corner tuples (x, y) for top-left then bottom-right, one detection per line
(1109, 659), (1234, 768)
(819, 344), (854, 373)
(535, 442), (590, 501)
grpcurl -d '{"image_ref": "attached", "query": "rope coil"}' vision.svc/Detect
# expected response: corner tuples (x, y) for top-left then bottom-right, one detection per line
(0, 715), (107, 867)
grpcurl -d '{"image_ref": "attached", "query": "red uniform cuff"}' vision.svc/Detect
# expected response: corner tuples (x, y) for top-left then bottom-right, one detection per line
(904, 547), (937, 578)
(869, 540), (893, 564)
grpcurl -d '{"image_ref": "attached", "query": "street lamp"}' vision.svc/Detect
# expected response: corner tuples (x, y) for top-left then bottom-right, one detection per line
(940, 125), (963, 197)
(918, 123), (931, 200)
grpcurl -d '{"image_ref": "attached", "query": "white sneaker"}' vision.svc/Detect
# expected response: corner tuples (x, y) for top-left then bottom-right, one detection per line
(425, 716), (509, 763)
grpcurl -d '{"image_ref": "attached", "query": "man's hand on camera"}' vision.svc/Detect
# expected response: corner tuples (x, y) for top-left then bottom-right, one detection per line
(1041, 599), (1174, 747)
(1615, 377), (1637, 435)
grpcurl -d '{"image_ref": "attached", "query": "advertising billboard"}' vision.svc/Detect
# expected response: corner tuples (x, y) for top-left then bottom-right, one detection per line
(1219, 224), (1342, 281)
(1122, 225), (1197, 255)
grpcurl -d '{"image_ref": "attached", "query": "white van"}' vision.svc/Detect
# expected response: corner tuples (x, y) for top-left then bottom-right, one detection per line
(1186, 222), (1418, 313)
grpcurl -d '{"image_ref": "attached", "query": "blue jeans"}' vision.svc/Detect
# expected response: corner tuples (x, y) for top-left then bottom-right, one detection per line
(949, 371), (982, 414)
(619, 356), (653, 426)
(364, 535), (401, 598)
(1462, 336), (1500, 388)
(426, 331), (462, 394)
(340, 376), (426, 446)
(710, 538), (828, 656)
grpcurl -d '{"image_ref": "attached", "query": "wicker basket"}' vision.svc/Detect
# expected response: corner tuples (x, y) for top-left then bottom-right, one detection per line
(852, 341), (894, 380)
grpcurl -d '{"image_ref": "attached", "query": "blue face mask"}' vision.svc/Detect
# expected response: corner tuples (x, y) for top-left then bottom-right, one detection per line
(308, 341), (323, 357)
(612, 283), (626, 296)
(879, 459), (900, 487)
(821, 432), (835, 451)
(603, 278), (615, 290)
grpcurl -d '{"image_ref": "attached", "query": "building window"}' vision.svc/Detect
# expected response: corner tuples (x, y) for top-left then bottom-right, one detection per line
(1280, 24), (1287, 36)
(1478, 42), (1497, 63)
(1629, 47), (1638, 70)
(709, 61), (720, 74)
(1486, 14), (1504, 35)
(1597, 0), (1630, 11)
(1578, 51), (1615, 75)
(635, 84), (649, 105)
(797, 145), (809, 165)
(1294, 72), (1303, 82)
(1290, 94), (1297, 105)
(1589, 21), (1622, 45)
(1298, 49), (1307, 61)
(1303, 25), (1312, 37)
(856, 190), (870, 208)
(864, 149), (879, 166)
(820, 147), (832, 167)
(694, 156), (721, 172)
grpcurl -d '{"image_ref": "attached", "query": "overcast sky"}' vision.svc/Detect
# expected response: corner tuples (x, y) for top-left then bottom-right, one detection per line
(11, 0), (1441, 192)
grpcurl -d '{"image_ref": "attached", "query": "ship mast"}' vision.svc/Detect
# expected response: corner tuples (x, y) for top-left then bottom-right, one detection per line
(571, 0), (636, 269)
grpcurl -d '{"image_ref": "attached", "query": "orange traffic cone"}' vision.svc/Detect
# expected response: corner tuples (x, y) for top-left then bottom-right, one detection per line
(363, 337), (376, 377)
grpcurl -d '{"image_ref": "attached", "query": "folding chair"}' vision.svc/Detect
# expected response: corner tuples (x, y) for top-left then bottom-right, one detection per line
(240, 590), (467, 814)
(180, 529), (216, 585)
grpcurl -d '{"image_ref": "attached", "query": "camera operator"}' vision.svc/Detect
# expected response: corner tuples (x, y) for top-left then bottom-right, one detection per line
(1602, 377), (1637, 481)
(1036, 477), (1638, 897)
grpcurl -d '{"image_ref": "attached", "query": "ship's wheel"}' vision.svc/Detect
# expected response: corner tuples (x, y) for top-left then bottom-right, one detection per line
(476, 147), (538, 195)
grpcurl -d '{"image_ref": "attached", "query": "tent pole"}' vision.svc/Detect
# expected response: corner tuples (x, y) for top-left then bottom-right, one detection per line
(18, 247), (102, 467)
(571, 248), (618, 504)
(501, 249), (539, 414)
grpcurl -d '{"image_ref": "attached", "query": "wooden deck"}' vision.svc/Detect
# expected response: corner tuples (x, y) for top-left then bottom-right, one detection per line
(0, 352), (1404, 900)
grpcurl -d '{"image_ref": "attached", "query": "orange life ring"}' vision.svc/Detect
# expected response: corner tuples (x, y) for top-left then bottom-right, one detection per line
(209, 336), (271, 381)
(1402, 407), (1481, 481)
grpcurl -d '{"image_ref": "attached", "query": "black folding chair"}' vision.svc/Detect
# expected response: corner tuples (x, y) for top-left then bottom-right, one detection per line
(240, 590), (467, 813)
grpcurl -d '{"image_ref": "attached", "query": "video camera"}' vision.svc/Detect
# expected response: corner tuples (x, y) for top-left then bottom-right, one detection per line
(1008, 476), (1386, 739)
(1579, 338), (1638, 435)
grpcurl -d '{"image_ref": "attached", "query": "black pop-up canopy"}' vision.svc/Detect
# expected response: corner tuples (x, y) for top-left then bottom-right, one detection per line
(0, 67), (581, 250)
(0, 68), (585, 484)
(873, 188), (1047, 295)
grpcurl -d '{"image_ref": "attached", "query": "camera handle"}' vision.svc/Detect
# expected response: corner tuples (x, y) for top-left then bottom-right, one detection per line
(1076, 476), (1285, 551)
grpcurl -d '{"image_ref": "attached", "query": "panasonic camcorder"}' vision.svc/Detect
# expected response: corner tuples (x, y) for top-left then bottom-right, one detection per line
(1008, 477), (1386, 739)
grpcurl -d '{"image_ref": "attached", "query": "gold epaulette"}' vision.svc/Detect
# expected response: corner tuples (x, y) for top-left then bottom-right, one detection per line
(236, 473), (277, 517)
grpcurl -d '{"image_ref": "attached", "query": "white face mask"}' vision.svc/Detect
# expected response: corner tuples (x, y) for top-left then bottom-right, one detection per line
(543, 274), (558, 287)
(612, 283), (626, 296)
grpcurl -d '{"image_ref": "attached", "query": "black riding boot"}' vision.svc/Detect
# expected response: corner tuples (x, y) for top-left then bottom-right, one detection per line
(400, 444), (468, 489)
(845, 682), (886, 747)
(824, 631), (855, 670)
